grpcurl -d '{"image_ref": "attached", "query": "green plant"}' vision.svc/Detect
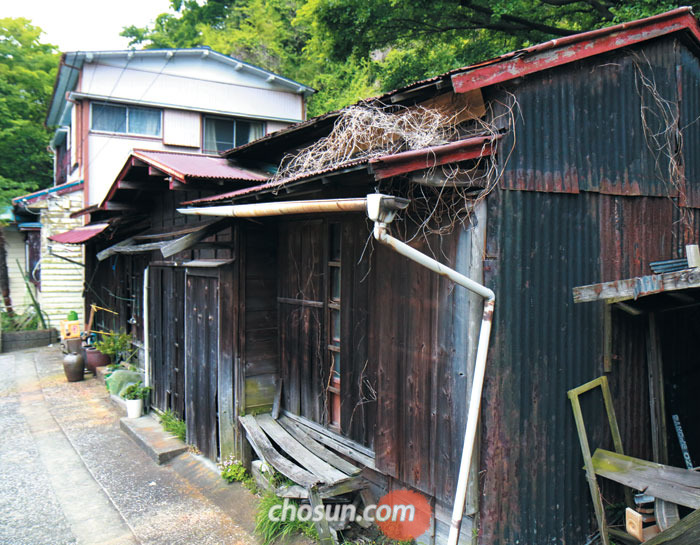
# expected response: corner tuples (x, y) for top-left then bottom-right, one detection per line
(255, 492), (318, 545)
(121, 381), (152, 401)
(1, 309), (40, 331)
(159, 410), (186, 442)
(93, 330), (132, 361)
(219, 455), (257, 490)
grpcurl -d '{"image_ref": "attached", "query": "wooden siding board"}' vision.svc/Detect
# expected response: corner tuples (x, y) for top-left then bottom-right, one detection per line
(340, 218), (374, 447)
(186, 272), (220, 460)
(373, 242), (402, 478)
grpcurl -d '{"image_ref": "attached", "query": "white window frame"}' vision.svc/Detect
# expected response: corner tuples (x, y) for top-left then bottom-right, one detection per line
(90, 102), (163, 138)
(202, 115), (266, 153)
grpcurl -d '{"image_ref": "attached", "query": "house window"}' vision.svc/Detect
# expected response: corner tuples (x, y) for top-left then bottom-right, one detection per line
(203, 116), (264, 153)
(327, 223), (341, 430)
(91, 103), (162, 137)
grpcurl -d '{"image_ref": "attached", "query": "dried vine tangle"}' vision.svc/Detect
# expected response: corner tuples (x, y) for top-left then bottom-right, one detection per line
(272, 96), (518, 245)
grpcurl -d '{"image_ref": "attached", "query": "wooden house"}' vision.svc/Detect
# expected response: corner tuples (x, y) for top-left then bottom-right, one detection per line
(60, 9), (700, 545)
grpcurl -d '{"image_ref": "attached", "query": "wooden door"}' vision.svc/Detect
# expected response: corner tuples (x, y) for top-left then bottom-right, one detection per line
(185, 268), (220, 460)
(149, 266), (186, 418)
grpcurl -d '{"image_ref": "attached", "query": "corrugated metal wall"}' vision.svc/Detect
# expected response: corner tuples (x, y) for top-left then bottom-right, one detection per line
(478, 35), (700, 545)
(500, 38), (678, 198)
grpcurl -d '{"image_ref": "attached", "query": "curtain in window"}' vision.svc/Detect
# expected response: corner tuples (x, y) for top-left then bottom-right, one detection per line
(204, 118), (234, 153)
(235, 120), (264, 147)
(129, 107), (161, 136)
(92, 104), (127, 133)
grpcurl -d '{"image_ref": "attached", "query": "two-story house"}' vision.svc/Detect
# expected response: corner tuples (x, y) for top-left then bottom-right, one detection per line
(12, 47), (312, 329)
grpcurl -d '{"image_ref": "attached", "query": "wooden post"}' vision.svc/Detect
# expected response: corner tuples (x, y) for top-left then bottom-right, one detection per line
(646, 313), (669, 465)
(308, 485), (336, 545)
(568, 389), (610, 545)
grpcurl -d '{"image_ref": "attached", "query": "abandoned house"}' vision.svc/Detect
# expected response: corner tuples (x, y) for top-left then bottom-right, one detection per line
(56, 8), (700, 545)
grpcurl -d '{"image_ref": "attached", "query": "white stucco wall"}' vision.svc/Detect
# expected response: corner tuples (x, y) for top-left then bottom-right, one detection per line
(81, 60), (304, 121)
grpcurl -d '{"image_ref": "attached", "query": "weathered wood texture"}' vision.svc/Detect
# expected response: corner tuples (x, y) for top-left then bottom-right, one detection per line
(371, 222), (482, 506)
(643, 509), (700, 545)
(149, 266), (186, 418)
(278, 220), (326, 423)
(592, 449), (700, 509)
(271, 215), (481, 506)
(185, 271), (220, 460)
(242, 223), (279, 411)
(218, 256), (238, 460)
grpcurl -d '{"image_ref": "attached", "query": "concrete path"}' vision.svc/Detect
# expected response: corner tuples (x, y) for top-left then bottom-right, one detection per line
(0, 347), (259, 545)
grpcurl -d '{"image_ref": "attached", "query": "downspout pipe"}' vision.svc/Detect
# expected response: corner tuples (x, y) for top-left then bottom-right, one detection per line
(179, 193), (495, 543)
(366, 194), (494, 545)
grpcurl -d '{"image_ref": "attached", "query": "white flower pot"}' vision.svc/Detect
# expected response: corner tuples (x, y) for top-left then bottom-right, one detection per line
(126, 398), (143, 418)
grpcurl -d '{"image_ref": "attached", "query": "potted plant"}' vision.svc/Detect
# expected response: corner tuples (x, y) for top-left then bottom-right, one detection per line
(121, 381), (151, 418)
(87, 330), (132, 374)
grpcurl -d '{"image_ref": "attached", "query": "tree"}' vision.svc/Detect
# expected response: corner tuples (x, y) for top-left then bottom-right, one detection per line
(0, 18), (58, 314)
(0, 18), (58, 204)
(122, 0), (691, 114)
(296, 0), (684, 90)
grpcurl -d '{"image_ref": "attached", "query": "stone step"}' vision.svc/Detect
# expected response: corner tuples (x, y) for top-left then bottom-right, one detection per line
(120, 413), (188, 465)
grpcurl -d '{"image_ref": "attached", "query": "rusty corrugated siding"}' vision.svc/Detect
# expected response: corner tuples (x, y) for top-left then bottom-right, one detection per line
(476, 36), (700, 545)
(679, 44), (700, 208)
(499, 38), (679, 198)
(481, 190), (604, 544)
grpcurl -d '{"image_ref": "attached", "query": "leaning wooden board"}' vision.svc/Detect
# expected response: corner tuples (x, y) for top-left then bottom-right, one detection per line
(643, 508), (700, 545)
(592, 449), (700, 509)
(238, 414), (319, 487)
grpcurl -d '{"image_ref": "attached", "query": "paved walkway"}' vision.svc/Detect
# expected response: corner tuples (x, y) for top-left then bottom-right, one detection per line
(0, 346), (259, 545)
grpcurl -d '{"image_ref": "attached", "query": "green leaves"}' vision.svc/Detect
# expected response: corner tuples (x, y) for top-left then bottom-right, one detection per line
(121, 0), (700, 117)
(0, 18), (57, 205)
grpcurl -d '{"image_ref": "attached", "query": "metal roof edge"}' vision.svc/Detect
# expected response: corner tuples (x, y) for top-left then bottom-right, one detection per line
(12, 180), (84, 205)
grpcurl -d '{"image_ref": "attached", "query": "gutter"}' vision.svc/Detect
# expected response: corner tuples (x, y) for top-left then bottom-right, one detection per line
(178, 194), (495, 544)
(13, 180), (84, 205)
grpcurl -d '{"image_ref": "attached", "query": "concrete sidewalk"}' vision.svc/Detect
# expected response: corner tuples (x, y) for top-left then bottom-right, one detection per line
(0, 346), (259, 545)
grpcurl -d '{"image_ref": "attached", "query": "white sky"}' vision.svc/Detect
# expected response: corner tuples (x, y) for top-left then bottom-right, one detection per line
(2, 0), (174, 52)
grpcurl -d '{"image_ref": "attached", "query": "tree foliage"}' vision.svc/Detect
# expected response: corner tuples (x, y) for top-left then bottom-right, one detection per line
(0, 18), (58, 204)
(122, 0), (692, 116)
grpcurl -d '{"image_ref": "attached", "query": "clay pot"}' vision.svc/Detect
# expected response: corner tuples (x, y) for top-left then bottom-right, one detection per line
(63, 352), (85, 382)
(63, 338), (82, 354)
(85, 347), (111, 375)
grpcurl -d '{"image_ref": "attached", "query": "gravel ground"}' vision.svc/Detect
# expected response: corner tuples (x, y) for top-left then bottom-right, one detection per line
(0, 346), (259, 545)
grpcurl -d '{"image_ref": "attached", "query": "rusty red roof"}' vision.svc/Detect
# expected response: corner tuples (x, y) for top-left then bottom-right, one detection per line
(48, 223), (109, 244)
(131, 149), (268, 182)
(223, 8), (700, 162)
(185, 135), (498, 205)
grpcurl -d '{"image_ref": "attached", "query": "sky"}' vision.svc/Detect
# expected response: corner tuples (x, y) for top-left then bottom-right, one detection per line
(2, 0), (174, 52)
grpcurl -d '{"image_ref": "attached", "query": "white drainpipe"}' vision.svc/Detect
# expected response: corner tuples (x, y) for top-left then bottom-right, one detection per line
(177, 198), (368, 218)
(366, 195), (494, 545)
(179, 194), (495, 545)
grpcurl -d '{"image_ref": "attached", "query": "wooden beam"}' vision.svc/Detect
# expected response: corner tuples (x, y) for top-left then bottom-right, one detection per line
(160, 219), (229, 258)
(646, 313), (669, 465)
(279, 412), (375, 470)
(278, 417), (361, 476)
(592, 449), (700, 509)
(238, 414), (318, 487)
(256, 414), (347, 484)
(643, 509), (700, 545)
(169, 179), (228, 192)
(573, 269), (700, 303)
(117, 180), (167, 191)
(148, 166), (167, 177)
(104, 201), (141, 212)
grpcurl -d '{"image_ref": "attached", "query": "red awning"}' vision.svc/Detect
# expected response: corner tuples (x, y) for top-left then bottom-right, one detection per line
(48, 223), (109, 244)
